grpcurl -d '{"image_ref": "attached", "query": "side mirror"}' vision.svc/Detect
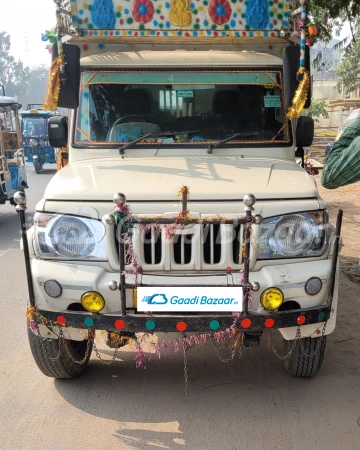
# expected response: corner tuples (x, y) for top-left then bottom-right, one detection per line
(48, 116), (68, 148)
(52, 43), (80, 109)
(296, 116), (314, 148)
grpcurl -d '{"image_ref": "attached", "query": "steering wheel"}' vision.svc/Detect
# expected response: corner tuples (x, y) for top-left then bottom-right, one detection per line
(111, 114), (149, 128)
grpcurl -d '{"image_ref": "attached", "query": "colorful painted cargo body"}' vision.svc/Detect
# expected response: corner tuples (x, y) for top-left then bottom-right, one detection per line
(18, 0), (342, 380)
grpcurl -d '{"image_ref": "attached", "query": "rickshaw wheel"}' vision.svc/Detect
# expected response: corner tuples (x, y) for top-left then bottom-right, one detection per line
(34, 160), (42, 174)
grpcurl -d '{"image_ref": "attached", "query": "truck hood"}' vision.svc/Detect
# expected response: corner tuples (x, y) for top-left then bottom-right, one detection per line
(44, 156), (317, 201)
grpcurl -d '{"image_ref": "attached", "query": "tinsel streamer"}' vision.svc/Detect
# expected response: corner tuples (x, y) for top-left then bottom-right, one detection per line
(286, 67), (310, 119)
(42, 55), (65, 111)
(177, 185), (190, 201)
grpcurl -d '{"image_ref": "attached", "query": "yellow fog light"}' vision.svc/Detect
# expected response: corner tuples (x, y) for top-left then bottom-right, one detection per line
(81, 291), (105, 313)
(260, 287), (284, 311)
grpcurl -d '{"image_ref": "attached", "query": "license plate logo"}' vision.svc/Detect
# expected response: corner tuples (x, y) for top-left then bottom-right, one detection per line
(137, 287), (243, 312)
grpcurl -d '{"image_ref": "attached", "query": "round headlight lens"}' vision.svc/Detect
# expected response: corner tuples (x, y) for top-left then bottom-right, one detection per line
(269, 214), (316, 257)
(261, 287), (284, 311)
(81, 291), (105, 313)
(50, 216), (95, 258)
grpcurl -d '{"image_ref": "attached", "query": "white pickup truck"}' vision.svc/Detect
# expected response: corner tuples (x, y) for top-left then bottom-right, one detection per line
(17, 0), (341, 380)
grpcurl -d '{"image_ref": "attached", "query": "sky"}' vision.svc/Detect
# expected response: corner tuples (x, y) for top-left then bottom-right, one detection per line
(0, 0), (55, 68)
(0, 0), (353, 69)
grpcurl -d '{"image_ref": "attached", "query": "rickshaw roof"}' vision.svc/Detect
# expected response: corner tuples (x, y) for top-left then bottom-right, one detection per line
(0, 96), (22, 109)
(20, 110), (56, 117)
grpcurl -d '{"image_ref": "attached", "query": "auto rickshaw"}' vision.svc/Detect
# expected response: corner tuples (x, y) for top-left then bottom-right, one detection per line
(0, 92), (27, 204)
(20, 105), (60, 173)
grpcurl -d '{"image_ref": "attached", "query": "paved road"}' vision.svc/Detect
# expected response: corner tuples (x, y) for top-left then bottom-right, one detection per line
(0, 164), (359, 450)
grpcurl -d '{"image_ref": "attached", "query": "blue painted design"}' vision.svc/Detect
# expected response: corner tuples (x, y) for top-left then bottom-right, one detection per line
(206, 30), (212, 35)
(140, 31), (145, 36)
(83, 91), (89, 99)
(230, 20), (235, 27)
(98, 43), (105, 48)
(79, 9), (84, 15)
(283, 20), (288, 27)
(104, 30), (109, 35)
(221, 31), (226, 36)
(165, 2), (170, 8)
(245, 0), (268, 29)
(216, 5), (225, 16)
(124, 8), (129, 14)
(249, 31), (254, 37)
(264, 31), (268, 37)
(235, 31), (239, 36)
(92, 0), (115, 29)
(268, 23), (274, 30)
(204, 19), (208, 26)
(85, 118), (89, 125)
(72, 15), (78, 23)
(193, 31), (198, 36)
(94, 30), (99, 35)
(166, 21), (171, 28)
(190, 2), (195, 9)
(115, 30), (120, 35)
(233, 12), (237, 18)
(153, 20), (158, 26)
(164, 31), (168, 36)
(151, 30), (156, 35)
(128, 30), (132, 35)
(177, 31), (182, 36)
(139, 5), (147, 15)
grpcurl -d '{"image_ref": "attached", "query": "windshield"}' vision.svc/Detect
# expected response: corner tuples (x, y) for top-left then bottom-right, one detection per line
(76, 70), (290, 146)
(22, 116), (47, 137)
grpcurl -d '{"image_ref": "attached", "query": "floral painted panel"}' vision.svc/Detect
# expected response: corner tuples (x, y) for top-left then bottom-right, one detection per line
(71, 0), (290, 38)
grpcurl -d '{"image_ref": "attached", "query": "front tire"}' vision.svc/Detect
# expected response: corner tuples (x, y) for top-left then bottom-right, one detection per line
(34, 160), (42, 174)
(283, 336), (326, 377)
(27, 326), (92, 378)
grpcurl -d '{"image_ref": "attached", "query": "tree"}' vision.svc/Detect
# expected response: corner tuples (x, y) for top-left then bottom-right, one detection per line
(301, 98), (329, 122)
(22, 65), (50, 109)
(0, 31), (30, 103)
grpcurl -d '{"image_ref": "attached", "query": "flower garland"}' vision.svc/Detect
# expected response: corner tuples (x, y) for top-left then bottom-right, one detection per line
(41, 28), (57, 54)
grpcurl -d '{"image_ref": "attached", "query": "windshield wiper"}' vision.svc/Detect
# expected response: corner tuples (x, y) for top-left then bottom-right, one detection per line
(207, 130), (270, 153)
(119, 130), (199, 154)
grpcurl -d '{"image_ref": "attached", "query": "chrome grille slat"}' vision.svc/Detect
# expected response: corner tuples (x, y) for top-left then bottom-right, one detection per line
(115, 223), (246, 270)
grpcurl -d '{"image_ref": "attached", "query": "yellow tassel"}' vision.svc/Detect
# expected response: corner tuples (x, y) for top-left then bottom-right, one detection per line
(42, 55), (65, 111)
(177, 185), (190, 199)
(286, 67), (310, 120)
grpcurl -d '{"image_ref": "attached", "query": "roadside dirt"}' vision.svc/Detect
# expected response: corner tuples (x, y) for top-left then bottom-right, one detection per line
(317, 178), (360, 284)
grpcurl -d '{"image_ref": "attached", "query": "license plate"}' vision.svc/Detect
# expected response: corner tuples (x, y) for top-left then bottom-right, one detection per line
(137, 287), (243, 312)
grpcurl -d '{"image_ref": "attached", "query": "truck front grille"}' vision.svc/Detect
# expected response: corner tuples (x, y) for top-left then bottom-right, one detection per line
(115, 223), (245, 271)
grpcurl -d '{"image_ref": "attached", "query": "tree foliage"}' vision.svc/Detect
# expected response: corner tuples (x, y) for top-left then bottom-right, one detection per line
(301, 98), (329, 122)
(0, 31), (49, 108)
(314, 0), (360, 20)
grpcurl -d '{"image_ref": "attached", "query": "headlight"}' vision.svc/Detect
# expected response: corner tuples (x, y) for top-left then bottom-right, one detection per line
(258, 211), (327, 259)
(34, 213), (106, 260)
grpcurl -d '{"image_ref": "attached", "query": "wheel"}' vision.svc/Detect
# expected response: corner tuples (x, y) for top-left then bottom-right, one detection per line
(34, 160), (42, 174)
(283, 336), (326, 377)
(27, 325), (92, 378)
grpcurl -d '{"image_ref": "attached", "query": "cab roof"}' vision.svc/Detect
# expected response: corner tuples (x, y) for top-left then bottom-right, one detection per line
(0, 96), (21, 109)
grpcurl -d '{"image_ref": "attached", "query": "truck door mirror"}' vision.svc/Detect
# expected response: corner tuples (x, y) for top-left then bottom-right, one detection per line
(48, 116), (68, 148)
(283, 46), (311, 110)
(296, 116), (314, 148)
(51, 43), (80, 109)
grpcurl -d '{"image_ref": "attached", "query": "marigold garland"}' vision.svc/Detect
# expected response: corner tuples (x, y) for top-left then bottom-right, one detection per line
(286, 67), (310, 120)
(42, 55), (65, 111)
